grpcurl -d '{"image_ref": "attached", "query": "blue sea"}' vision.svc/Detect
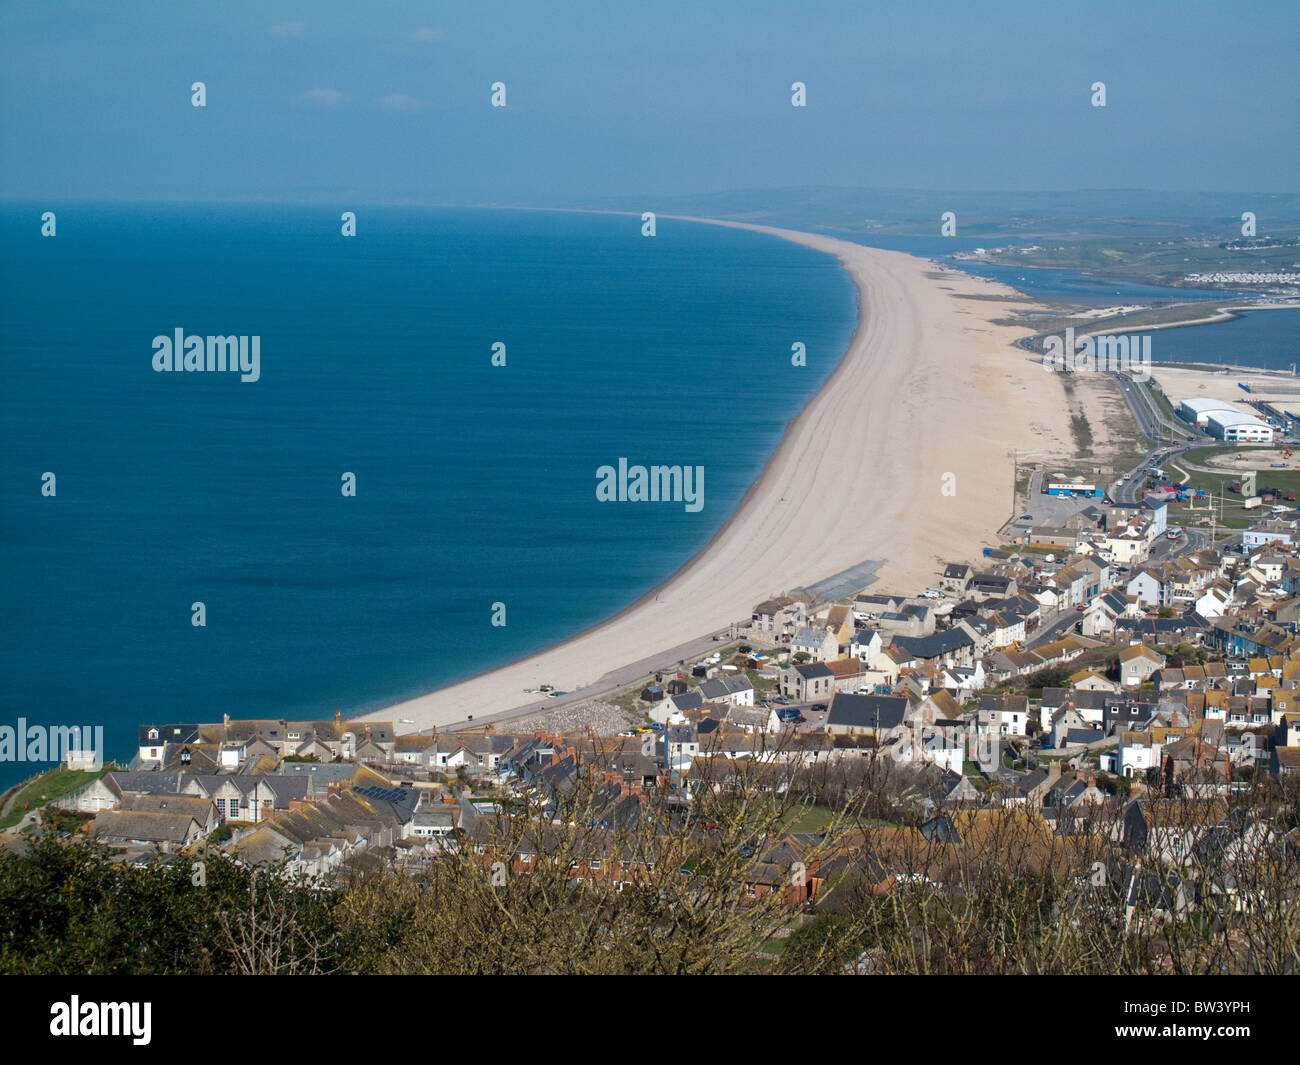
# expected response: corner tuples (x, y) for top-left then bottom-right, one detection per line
(0, 203), (858, 786)
(1151, 309), (1300, 371)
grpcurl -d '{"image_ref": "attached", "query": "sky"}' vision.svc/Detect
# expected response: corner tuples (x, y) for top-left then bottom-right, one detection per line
(1, 0), (1297, 205)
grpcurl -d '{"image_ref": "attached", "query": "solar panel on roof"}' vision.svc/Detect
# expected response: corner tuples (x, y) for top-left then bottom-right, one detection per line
(356, 785), (407, 803)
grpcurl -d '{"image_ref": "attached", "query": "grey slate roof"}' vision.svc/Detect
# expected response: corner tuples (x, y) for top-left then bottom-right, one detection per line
(698, 675), (754, 700)
(825, 694), (908, 731)
(138, 724), (199, 746)
(891, 628), (975, 660)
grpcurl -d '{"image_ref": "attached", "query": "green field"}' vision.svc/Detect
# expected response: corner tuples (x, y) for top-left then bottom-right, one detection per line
(1159, 444), (1300, 528)
(0, 765), (113, 832)
(955, 234), (1300, 287)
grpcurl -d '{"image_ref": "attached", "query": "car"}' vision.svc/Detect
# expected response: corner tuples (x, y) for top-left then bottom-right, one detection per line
(1019, 514), (1032, 521)
(811, 703), (827, 712)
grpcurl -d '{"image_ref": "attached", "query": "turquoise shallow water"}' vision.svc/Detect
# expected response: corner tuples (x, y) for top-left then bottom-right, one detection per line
(0, 204), (857, 783)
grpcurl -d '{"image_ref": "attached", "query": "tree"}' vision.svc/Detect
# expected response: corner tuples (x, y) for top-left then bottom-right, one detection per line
(0, 835), (343, 975)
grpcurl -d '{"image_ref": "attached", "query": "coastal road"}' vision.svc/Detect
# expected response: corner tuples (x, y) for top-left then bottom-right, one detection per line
(1107, 371), (1211, 509)
(1105, 372), (1248, 558)
(1112, 372), (1195, 446)
(429, 626), (741, 734)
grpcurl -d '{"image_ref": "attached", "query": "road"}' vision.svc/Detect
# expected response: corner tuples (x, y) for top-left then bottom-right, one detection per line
(432, 626), (743, 734)
(1024, 605), (1082, 650)
(1109, 374), (1195, 504)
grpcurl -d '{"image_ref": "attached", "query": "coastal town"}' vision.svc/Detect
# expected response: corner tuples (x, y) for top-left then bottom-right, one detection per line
(7, 446), (1300, 934)
(6, 0), (1300, 1023)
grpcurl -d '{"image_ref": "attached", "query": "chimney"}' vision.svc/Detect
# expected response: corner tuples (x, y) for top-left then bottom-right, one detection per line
(364, 724), (371, 741)
(335, 709), (342, 725)
(1049, 760), (1062, 781)
(223, 712), (229, 728)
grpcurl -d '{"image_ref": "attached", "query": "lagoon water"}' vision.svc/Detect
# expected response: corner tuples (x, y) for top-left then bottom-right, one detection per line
(0, 204), (857, 784)
(1150, 308), (1300, 371)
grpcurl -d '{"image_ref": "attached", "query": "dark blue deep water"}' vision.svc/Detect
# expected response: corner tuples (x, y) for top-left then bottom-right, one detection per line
(0, 203), (856, 783)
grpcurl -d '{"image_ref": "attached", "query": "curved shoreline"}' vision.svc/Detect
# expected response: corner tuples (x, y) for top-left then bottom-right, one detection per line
(358, 215), (1070, 733)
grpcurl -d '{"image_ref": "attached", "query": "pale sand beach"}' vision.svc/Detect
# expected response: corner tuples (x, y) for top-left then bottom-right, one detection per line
(358, 217), (1073, 733)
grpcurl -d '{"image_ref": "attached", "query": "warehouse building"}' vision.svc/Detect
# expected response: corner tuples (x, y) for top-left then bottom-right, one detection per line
(1204, 409), (1274, 442)
(1179, 397), (1239, 426)
(1178, 397), (1275, 442)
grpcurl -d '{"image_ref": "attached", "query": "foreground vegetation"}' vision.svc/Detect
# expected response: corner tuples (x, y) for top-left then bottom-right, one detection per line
(1, 755), (1297, 975)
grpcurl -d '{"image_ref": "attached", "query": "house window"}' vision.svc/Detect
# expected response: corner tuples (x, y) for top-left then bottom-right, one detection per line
(590, 859), (602, 871)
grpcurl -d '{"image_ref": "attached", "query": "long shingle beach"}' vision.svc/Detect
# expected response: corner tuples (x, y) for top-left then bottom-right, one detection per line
(358, 217), (1073, 732)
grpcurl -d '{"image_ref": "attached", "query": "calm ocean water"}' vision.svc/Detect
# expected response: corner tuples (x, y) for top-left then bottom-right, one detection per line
(0, 203), (857, 785)
(1152, 309), (1300, 370)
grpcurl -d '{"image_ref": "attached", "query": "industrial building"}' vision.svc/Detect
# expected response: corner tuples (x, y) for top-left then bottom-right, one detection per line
(1204, 409), (1274, 442)
(1178, 397), (1274, 442)
(1178, 397), (1239, 426)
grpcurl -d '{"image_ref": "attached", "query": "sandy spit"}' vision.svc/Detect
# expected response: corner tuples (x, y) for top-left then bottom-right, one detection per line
(357, 217), (1070, 732)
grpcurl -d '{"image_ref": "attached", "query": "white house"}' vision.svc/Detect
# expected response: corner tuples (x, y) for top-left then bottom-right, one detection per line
(1126, 570), (1164, 609)
(1117, 732), (1162, 778)
(1194, 583), (1233, 619)
(850, 628), (883, 664)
